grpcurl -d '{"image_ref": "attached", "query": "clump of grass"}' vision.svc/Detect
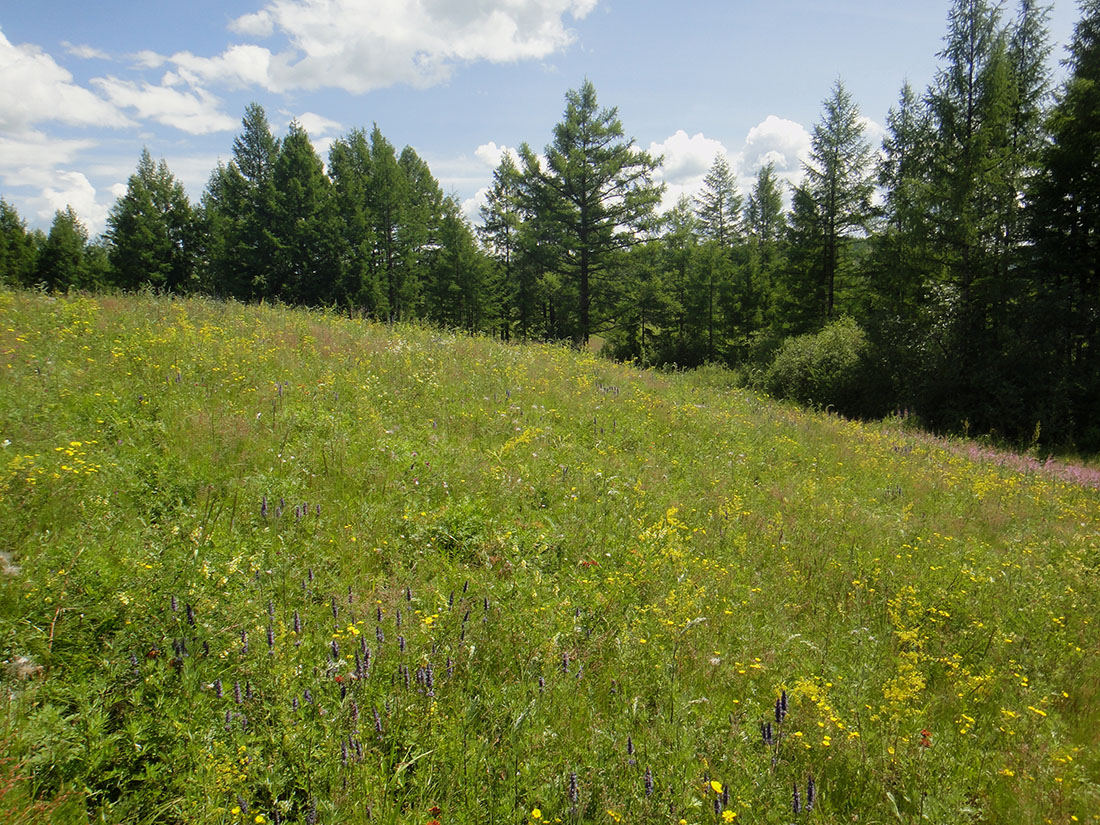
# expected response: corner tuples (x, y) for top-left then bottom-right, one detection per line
(0, 289), (1098, 823)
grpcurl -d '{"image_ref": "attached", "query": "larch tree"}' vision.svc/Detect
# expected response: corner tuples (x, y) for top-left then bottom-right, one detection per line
(799, 79), (875, 322)
(107, 148), (195, 292)
(522, 80), (663, 345)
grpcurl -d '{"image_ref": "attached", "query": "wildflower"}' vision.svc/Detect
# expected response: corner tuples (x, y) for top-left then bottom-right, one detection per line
(806, 774), (815, 812)
(569, 771), (579, 808)
(531, 809), (542, 820)
(722, 812), (736, 822)
(792, 782), (801, 815)
(710, 781), (723, 794)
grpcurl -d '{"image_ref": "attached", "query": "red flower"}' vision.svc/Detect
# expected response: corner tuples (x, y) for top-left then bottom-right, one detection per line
(429, 807), (442, 817)
(920, 729), (932, 748)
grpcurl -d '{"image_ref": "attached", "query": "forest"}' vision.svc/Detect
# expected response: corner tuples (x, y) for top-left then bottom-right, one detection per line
(1, 0), (1097, 454)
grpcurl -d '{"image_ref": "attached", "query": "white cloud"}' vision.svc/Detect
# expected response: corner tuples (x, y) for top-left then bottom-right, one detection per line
(742, 115), (811, 174)
(647, 130), (735, 213)
(230, 10), (276, 37)
(859, 116), (886, 150)
(91, 75), (236, 135)
(40, 171), (112, 234)
(167, 45), (279, 90)
(206, 0), (599, 93)
(649, 130), (731, 186)
(0, 30), (131, 132)
(294, 111), (342, 138)
(462, 186), (490, 225)
(63, 42), (111, 61)
(474, 141), (520, 169)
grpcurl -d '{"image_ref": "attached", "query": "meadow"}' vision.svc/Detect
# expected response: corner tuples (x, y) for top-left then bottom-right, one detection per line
(0, 289), (1097, 824)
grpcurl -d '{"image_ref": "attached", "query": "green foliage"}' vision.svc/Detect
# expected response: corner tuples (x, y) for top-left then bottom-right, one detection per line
(0, 199), (37, 287)
(520, 80), (664, 344)
(34, 207), (90, 291)
(107, 148), (196, 292)
(762, 316), (887, 416)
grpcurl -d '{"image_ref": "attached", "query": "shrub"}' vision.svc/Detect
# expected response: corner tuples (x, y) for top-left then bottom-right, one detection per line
(762, 317), (887, 416)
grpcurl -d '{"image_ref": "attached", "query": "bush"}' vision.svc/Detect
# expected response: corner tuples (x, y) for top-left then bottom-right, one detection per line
(762, 317), (888, 417)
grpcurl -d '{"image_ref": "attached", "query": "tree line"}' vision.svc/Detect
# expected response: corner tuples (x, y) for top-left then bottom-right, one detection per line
(1, 0), (1098, 452)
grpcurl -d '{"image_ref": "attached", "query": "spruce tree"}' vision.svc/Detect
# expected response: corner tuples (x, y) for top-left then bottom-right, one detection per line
(0, 199), (37, 286)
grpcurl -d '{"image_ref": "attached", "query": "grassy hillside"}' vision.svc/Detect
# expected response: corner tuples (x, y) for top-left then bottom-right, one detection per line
(1, 290), (1097, 825)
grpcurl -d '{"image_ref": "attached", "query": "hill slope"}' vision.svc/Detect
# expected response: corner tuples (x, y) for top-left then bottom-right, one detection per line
(1, 291), (1097, 824)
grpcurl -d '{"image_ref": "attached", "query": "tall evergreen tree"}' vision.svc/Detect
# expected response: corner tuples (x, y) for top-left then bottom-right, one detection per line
(521, 80), (663, 344)
(744, 163), (786, 333)
(36, 207), (89, 291)
(328, 128), (379, 310)
(798, 79), (875, 321)
(478, 153), (523, 339)
(366, 126), (408, 322)
(271, 121), (338, 304)
(107, 148), (195, 292)
(0, 199), (37, 286)
(204, 103), (280, 300)
(1028, 0), (1100, 449)
(695, 154), (742, 248)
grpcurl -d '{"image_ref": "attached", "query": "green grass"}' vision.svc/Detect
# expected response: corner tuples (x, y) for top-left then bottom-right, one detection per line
(0, 289), (1097, 825)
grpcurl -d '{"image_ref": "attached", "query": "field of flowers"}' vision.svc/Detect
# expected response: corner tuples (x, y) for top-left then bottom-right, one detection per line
(0, 290), (1097, 824)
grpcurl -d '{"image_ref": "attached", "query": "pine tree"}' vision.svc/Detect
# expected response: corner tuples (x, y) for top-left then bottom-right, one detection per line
(366, 126), (408, 322)
(478, 153), (523, 339)
(799, 79), (875, 321)
(328, 128), (380, 310)
(271, 121), (338, 304)
(36, 207), (89, 291)
(107, 148), (195, 292)
(0, 199), (37, 286)
(1027, 0), (1100, 449)
(695, 154), (742, 248)
(523, 80), (663, 344)
(204, 103), (280, 300)
(744, 163), (786, 333)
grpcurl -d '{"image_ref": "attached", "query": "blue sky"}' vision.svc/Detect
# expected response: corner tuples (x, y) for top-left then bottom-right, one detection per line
(0, 0), (1083, 235)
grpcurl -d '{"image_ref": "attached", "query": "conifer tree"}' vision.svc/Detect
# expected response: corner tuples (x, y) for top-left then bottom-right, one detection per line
(0, 199), (37, 286)
(36, 207), (89, 291)
(798, 79), (875, 322)
(522, 80), (663, 344)
(107, 148), (195, 292)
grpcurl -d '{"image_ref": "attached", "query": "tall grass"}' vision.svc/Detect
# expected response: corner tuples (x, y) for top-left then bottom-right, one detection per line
(0, 289), (1097, 824)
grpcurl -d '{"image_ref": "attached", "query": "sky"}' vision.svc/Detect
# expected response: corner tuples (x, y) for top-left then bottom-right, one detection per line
(0, 0), (1085, 236)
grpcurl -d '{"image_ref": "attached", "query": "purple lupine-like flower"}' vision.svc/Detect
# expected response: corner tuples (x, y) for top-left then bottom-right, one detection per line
(792, 781), (801, 815)
(241, 630), (249, 656)
(233, 681), (242, 704)
(627, 736), (634, 756)
(569, 772), (579, 809)
(261, 496), (268, 518)
(331, 596), (338, 621)
(644, 767), (653, 797)
(806, 775), (815, 812)
(214, 678), (223, 699)
(267, 626), (275, 653)
(398, 635), (405, 653)
(186, 603), (195, 626)
(170, 595), (178, 612)
(331, 640), (339, 661)
(294, 610), (302, 635)
(373, 705), (383, 735)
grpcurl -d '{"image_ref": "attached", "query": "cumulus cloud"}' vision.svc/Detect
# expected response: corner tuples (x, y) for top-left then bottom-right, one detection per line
(0, 30), (131, 133)
(646, 130), (734, 212)
(202, 0), (598, 93)
(166, 45), (279, 90)
(91, 75), (236, 135)
(649, 130), (731, 186)
(741, 115), (812, 174)
(474, 141), (520, 169)
(39, 171), (112, 233)
(294, 111), (342, 138)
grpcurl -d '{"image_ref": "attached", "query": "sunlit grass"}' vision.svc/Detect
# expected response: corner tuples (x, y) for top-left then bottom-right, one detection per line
(0, 289), (1097, 824)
